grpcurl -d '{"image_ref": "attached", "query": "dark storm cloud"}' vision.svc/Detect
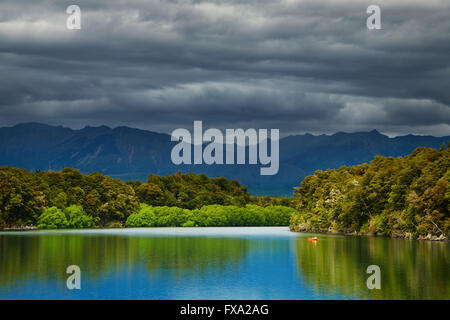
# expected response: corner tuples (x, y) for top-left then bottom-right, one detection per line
(0, 0), (449, 136)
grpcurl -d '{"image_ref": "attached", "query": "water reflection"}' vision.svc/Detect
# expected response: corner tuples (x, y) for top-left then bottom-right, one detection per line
(0, 233), (248, 283)
(294, 235), (449, 299)
(0, 228), (448, 299)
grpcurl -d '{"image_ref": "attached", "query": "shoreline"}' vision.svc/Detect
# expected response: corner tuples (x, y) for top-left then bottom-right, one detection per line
(289, 226), (448, 242)
(1, 225), (287, 232)
(1, 225), (448, 242)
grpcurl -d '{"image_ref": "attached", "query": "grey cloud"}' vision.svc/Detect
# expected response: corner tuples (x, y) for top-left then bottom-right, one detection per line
(0, 0), (449, 137)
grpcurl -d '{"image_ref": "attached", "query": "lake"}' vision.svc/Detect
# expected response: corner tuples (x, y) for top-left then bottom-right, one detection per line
(0, 227), (448, 300)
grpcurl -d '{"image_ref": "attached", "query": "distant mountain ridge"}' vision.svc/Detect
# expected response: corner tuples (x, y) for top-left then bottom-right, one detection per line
(0, 123), (448, 195)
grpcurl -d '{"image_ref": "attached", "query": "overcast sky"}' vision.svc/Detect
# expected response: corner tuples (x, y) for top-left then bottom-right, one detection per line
(0, 0), (449, 137)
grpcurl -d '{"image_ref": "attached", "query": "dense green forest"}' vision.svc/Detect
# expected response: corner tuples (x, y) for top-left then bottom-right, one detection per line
(0, 168), (294, 229)
(1, 145), (448, 237)
(290, 145), (449, 240)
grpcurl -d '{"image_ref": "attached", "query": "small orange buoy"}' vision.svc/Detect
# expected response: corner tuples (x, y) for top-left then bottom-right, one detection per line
(308, 237), (318, 242)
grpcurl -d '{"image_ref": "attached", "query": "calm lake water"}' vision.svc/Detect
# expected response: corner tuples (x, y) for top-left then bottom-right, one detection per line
(0, 227), (448, 300)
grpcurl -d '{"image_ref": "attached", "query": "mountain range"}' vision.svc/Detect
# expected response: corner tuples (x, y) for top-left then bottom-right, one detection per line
(0, 122), (448, 195)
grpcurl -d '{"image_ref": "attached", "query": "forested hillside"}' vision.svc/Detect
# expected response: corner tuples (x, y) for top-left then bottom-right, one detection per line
(0, 168), (292, 228)
(290, 145), (449, 240)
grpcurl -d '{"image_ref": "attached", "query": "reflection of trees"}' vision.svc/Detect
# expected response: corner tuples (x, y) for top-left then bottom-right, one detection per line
(294, 235), (449, 299)
(2, 232), (448, 300)
(0, 233), (249, 285)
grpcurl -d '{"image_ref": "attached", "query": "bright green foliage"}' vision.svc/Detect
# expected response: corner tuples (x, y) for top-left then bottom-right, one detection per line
(264, 205), (295, 226)
(239, 205), (266, 226)
(64, 205), (94, 229)
(126, 204), (157, 227)
(192, 205), (236, 226)
(153, 206), (193, 227)
(191, 204), (295, 227)
(125, 204), (296, 228)
(181, 220), (195, 227)
(37, 207), (68, 229)
(291, 147), (450, 238)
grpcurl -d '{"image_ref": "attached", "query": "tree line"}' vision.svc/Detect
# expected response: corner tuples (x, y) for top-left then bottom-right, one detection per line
(0, 168), (294, 229)
(126, 204), (295, 228)
(290, 145), (449, 239)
